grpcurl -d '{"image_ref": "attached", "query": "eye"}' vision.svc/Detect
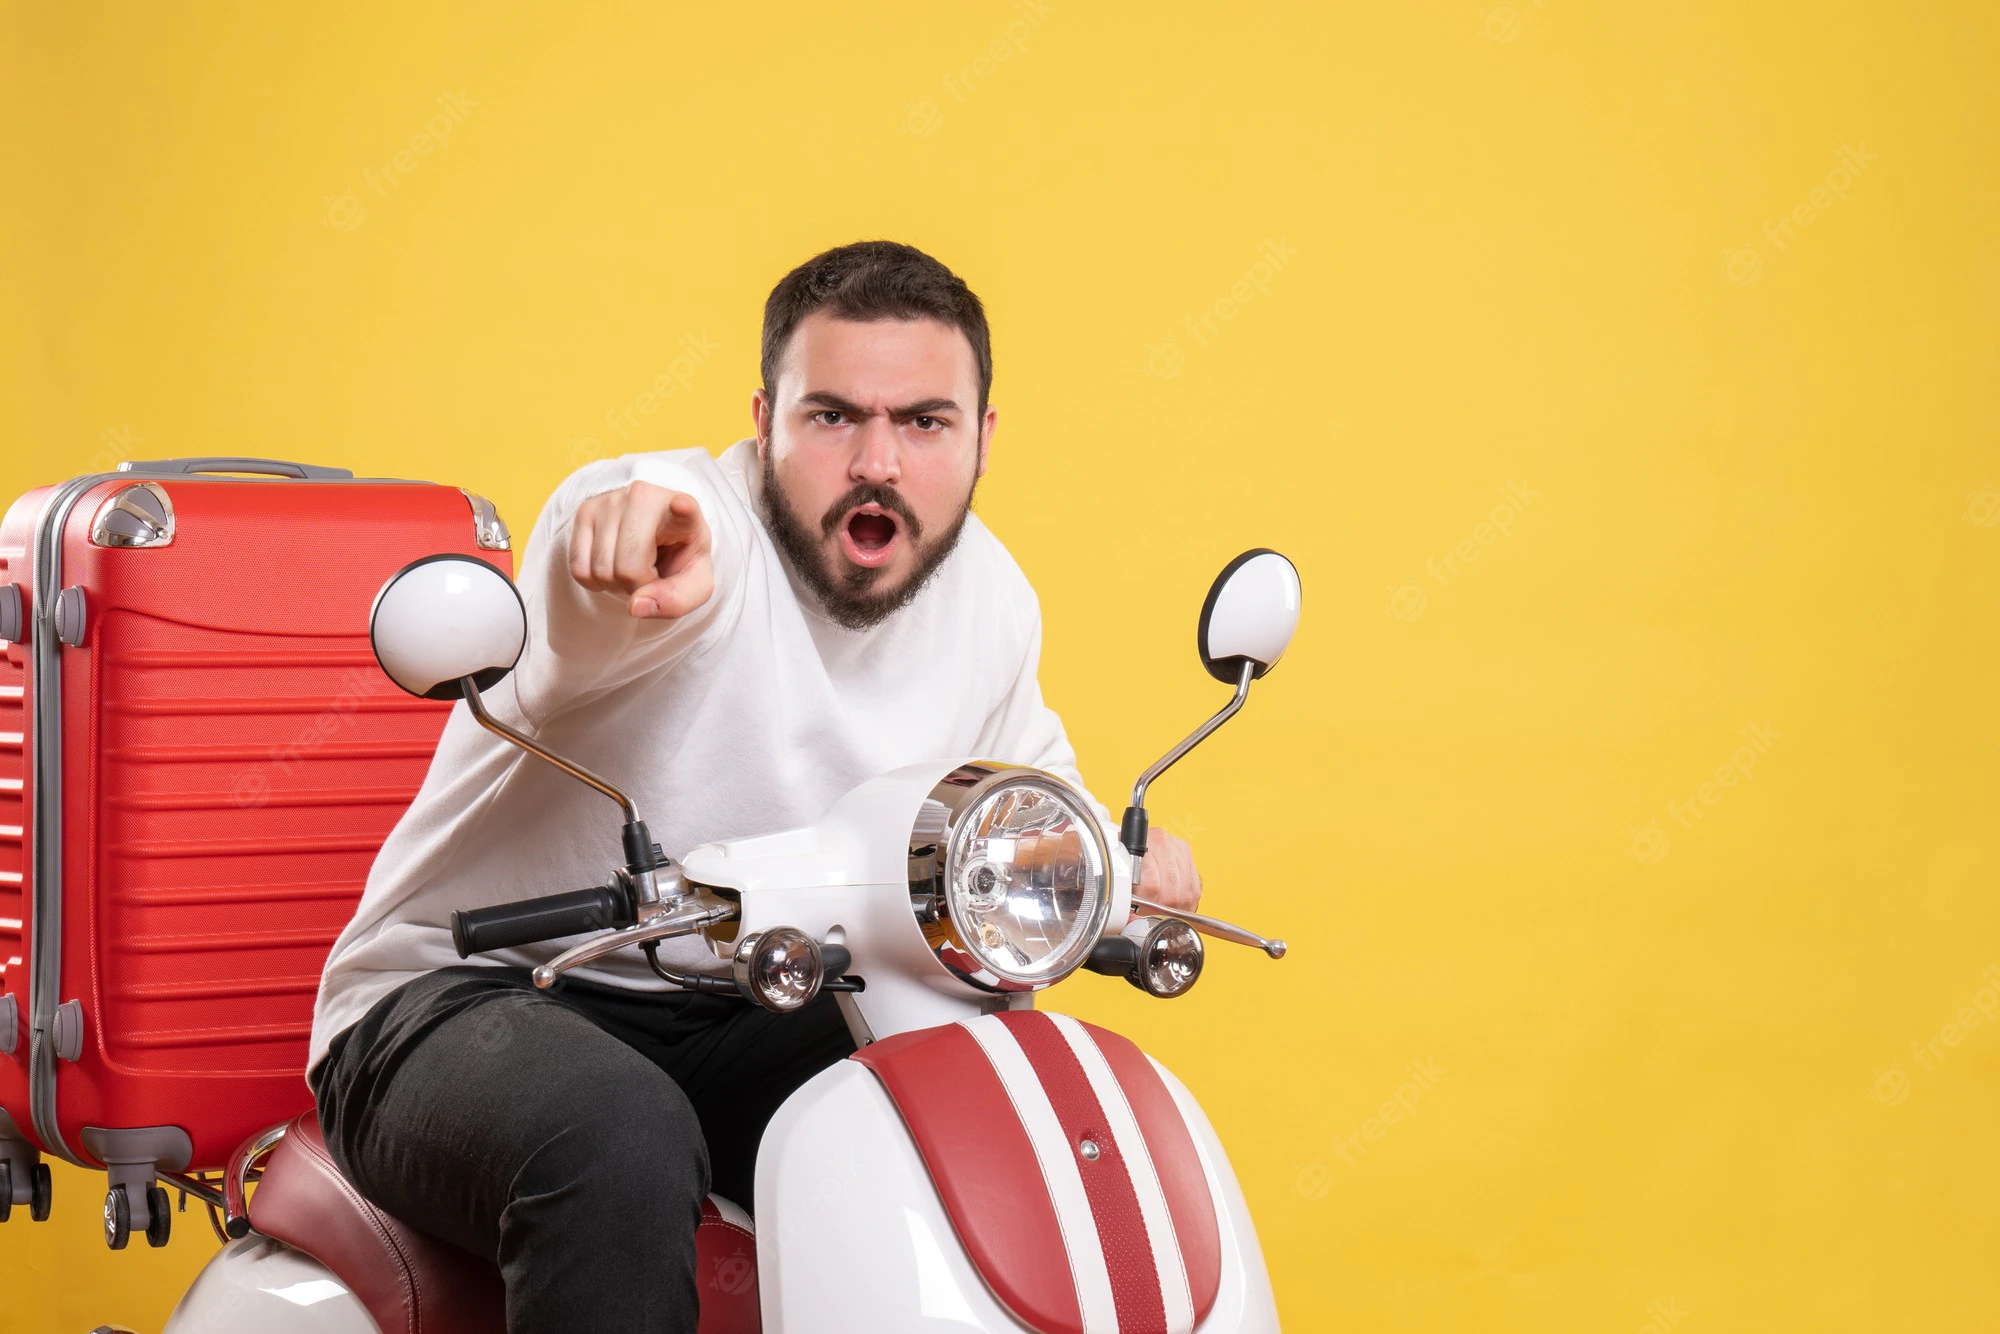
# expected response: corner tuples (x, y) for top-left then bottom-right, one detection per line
(811, 410), (846, 427)
(912, 416), (946, 432)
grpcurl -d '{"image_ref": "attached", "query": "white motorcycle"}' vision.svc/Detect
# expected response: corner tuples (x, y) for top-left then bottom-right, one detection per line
(159, 547), (1302, 1334)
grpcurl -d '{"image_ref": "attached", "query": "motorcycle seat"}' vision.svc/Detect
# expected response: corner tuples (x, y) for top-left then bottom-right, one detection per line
(246, 1113), (760, 1333)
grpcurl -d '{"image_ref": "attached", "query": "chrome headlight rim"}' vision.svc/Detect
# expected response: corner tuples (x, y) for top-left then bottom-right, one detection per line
(909, 761), (1113, 992)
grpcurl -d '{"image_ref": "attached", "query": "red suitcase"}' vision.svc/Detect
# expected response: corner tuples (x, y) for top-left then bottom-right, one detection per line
(0, 456), (511, 1244)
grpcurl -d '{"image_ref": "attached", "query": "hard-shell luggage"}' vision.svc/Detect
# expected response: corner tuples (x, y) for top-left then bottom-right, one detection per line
(0, 456), (512, 1244)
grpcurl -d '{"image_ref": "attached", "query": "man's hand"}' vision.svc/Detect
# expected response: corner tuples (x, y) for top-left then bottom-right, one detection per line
(1136, 829), (1202, 914)
(569, 481), (713, 619)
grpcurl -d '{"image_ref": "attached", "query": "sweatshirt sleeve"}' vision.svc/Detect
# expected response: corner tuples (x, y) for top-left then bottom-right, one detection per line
(509, 451), (749, 728)
(977, 588), (1117, 829)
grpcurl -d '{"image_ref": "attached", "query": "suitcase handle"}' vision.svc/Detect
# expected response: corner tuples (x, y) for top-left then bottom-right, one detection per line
(118, 456), (355, 480)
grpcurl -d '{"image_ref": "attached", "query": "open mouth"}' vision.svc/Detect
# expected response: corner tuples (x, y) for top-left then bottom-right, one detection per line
(838, 505), (902, 568)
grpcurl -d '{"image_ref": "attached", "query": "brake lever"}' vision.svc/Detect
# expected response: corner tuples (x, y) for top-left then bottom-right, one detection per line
(1130, 896), (1286, 959)
(531, 896), (738, 988)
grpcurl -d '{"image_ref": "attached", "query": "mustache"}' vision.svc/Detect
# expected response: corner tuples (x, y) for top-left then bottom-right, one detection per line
(819, 485), (923, 541)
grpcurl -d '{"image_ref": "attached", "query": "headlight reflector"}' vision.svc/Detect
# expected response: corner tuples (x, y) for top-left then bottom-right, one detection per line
(918, 768), (1111, 988)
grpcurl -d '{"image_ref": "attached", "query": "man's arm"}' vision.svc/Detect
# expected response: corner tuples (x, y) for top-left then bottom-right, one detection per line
(509, 455), (742, 727)
(980, 596), (1204, 913)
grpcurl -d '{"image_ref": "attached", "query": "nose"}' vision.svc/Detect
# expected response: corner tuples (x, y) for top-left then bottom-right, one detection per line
(849, 417), (902, 487)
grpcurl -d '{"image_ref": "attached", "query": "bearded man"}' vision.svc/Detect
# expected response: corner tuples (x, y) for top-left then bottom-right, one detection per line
(307, 240), (1204, 1332)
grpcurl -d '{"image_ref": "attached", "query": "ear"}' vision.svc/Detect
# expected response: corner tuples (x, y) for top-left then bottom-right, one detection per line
(976, 403), (997, 478)
(751, 388), (773, 457)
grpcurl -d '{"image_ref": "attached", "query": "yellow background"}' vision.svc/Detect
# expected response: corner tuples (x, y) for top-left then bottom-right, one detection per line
(3, 1), (1997, 1329)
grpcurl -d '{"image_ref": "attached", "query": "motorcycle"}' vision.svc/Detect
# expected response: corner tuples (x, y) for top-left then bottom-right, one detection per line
(159, 546), (1303, 1334)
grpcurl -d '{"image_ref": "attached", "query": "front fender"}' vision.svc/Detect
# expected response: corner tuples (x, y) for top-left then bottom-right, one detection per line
(755, 1035), (1279, 1332)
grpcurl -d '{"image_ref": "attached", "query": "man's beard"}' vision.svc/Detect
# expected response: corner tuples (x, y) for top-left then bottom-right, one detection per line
(759, 445), (975, 632)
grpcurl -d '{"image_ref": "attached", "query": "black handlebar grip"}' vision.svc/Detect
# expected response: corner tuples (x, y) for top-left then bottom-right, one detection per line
(451, 884), (635, 958)
(820, 944), (853, 978)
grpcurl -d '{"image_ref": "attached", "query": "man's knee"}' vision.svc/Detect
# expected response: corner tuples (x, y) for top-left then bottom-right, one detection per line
(516, 1078), (710, 1214)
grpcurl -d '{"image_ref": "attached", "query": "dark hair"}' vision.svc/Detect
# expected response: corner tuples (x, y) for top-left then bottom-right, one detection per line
(761, 241), (994, 412)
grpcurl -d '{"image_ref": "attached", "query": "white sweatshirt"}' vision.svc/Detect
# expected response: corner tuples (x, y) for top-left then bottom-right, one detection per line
(309, 439), (1105, 1072)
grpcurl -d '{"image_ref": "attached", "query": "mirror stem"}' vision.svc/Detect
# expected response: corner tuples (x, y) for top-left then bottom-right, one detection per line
(1120, 659), (1255, 861)
(459, 677), (639, 822)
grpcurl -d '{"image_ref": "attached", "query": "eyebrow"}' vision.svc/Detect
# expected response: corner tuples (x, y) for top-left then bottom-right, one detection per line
(799, 391), (962, 419)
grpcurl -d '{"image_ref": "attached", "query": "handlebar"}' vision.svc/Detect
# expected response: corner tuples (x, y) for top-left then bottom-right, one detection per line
(452, 882), (637, 958)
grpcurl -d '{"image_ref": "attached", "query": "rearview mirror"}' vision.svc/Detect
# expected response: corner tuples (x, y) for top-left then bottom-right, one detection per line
(1197, 549), (1301, 683)
(369, 554), (526, 700)
(1121, 548), (1303, 864)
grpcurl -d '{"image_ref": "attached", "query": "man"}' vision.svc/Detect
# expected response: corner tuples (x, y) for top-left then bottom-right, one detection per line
(307, 240), (1204, 1332)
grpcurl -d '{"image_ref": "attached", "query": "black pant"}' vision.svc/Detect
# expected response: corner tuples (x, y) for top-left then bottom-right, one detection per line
(309, 964), (856, 1334)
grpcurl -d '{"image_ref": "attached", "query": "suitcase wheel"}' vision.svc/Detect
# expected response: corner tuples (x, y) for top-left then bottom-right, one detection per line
(104, 1185), (131, 1250)
(0, 1161), (52, 1225)
(145, 1183), (172, 1248)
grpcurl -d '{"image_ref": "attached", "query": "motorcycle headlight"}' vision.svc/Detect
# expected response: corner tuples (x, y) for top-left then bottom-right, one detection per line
(911, 763), (1112, 989)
